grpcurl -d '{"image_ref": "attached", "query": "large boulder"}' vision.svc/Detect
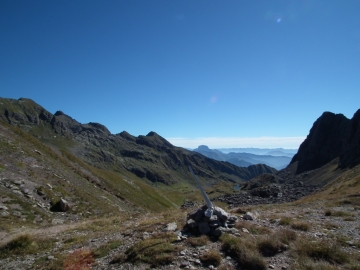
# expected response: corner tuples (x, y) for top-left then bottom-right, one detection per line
(50, 198), (70, 212)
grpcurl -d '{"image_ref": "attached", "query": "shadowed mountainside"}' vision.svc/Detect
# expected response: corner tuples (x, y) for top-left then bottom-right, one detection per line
(0, 97), (276, 188)
(290, 109), (360, 174)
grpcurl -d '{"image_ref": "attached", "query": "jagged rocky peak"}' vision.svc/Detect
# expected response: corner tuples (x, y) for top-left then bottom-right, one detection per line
(51, 110), (82, 135)
(54, 110), (66, 116)
(84, 122), (110, 135)
(340, 109), (360, 168)
(291, 109), (360, 174)
(118, 131), (136, 142)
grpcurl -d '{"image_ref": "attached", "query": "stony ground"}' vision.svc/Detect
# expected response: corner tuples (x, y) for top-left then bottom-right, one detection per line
(1, 199), (360, 270)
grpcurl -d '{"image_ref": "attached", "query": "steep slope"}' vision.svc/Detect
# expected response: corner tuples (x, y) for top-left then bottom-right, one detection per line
(0, 120), (181, 229)
(290, 109), (360, 174)
(0, 97), (275, 187)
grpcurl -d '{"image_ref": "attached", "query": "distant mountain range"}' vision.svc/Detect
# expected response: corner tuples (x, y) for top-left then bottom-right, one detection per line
(215, 148), (297, 156)
(193, 145), (293, 170)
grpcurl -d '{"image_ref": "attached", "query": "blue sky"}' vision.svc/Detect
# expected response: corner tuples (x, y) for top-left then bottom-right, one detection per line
(1, 1), (360, 149)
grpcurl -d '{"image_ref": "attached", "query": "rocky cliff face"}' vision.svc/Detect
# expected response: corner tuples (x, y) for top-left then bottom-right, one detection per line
(0, 97), (276, 186)
(291, 109), (360, 174)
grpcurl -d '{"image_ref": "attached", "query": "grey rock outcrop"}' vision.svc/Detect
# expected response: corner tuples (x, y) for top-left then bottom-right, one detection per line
(50, 198), (70, 212)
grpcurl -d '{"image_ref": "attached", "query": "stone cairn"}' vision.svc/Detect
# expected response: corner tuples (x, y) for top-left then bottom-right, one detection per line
(183, 204), (237, 237)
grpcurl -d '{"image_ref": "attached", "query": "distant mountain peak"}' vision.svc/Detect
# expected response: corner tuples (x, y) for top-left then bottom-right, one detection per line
(197, 145), (211, 151)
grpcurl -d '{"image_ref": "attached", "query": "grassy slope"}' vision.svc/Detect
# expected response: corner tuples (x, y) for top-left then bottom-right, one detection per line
(0, 121), (185, 231)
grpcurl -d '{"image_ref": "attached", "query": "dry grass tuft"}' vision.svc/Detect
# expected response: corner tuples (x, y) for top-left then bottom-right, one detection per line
(291, 221), (311, 231)
(275, 228), (297, 244)
(294, 237), (350, 265)
(200, 249), (222, 266)
(0, 234), (53, 258)
(220, 233), (266, 270)
(187, 235), (209, 247)
(279, 216), (292, 226)
(329, 210), (353, 217)
(121, 231), (179, 267)
(257, 237), (282, 257)
(290, 257), (341, 270)
(257, 228), (297, 256)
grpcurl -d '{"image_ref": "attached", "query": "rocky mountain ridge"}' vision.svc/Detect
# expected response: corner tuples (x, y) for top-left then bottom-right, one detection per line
(291, 109), (360, 174)
(0, 97), (276, 187)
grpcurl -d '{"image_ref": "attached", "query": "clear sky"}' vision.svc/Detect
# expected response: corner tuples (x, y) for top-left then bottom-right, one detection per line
(1, 1), (360, 149)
